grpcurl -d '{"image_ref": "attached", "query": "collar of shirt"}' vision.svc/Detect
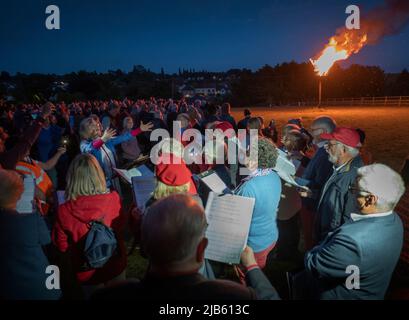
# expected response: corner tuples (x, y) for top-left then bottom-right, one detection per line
(334, 160), (349, 172)
(316, 141), (326, 148)
(350, 210), (394, 221)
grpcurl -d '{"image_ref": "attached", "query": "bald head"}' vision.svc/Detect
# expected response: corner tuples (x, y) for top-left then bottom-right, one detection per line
(310, 116), (337, 144)
(0, 169), (24, 210)
(142, 194), (207, 266)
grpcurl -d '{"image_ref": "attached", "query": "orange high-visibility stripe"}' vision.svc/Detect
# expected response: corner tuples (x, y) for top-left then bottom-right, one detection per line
(16, 161), (53, 196)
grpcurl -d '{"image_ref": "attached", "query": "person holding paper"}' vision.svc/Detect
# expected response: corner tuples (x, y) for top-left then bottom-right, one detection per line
(92, 194), (280, 300)
(146, 153), (201, 208)
(298, 116), (336, 250)
(0, 169), (61, 300)
(276, 129), (310, 260)
(235, 137), (282, 272)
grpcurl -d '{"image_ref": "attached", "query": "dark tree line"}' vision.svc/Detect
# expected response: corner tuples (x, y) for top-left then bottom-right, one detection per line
(1, 62), (409, 106)
(229, 62), (409, 106)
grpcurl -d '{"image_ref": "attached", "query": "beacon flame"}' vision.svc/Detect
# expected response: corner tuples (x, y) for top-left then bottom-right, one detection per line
(311, 31), (368, 76)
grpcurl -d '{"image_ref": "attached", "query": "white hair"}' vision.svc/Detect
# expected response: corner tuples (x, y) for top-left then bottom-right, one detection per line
(357, 164), (405, 211)
(312, 116), (337, 133)
(340, 143), (360, 158)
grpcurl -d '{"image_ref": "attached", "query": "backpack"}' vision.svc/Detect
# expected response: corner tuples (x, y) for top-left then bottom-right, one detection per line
(84, 220), (118, 269)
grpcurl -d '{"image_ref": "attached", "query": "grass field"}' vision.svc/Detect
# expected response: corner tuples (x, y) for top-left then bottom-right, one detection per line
(231, 105), (409, 171)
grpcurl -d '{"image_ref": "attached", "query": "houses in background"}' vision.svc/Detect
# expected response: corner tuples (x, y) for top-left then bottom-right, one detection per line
(178, 81), (231, 98)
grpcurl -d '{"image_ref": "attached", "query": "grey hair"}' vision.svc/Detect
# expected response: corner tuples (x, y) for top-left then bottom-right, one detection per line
(357, 164), (405, 211)
(340, 143), (360, 158)
(312, 116), (337, 133)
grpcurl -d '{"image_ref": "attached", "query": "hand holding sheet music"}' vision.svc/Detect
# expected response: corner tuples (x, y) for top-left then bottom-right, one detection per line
(204, 192), (255, 264)
(274, 149), (309, 190)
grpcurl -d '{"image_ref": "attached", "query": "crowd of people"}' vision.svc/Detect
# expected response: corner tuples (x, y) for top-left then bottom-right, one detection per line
(0, 97), (407, 300)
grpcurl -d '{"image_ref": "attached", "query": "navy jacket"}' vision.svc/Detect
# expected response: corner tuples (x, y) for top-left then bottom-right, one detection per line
(301, 146), (333, 210)
(92, 267), (280, 300)
(315, 156), (364, 242)
(0, 209), (61, 300)
(305, 212), (403, 300)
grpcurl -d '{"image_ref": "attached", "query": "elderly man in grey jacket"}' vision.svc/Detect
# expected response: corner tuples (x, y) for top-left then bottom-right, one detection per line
(313, 127), (364, 243)
(305, 164), (405, 299)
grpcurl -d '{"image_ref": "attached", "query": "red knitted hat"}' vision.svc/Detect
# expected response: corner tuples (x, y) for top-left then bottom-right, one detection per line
(214, 121), (235, 138)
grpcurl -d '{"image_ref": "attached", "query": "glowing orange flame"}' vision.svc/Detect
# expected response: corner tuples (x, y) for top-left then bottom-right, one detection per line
(311, 32), (368, 76)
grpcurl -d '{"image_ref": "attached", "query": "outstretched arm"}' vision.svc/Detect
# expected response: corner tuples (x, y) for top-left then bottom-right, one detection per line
(0, 103), (53, 169)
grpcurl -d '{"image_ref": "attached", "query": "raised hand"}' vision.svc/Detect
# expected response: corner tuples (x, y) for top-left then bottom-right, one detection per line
(57, 147), (67, 155)
(101, 128), (117, 142)
(140, 121), (154, 132)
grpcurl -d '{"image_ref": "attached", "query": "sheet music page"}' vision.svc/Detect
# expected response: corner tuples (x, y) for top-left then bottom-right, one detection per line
(277, 171), (310, 191)
(137, 164), (154, 177)
(200, 172), (228, 193)
(16, 177), (35, 214)
(275, 149), (296, 177)
(204, 192), (255, 264)
(132, 176), (156, 211)
(114, 167), (142, 184)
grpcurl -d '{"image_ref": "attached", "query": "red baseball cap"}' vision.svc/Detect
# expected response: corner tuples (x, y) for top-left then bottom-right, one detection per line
(155, 153), (197, 194)
(320, 127), (360, 148)
(214, 121), (235, 139)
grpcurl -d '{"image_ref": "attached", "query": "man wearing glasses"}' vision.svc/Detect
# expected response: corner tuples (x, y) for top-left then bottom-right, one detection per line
(310, 127), (364, 243)
(305, 164), (405, 299)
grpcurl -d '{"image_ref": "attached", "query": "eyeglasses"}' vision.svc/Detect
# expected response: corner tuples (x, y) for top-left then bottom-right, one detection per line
(324, 142), (339, 149)
(310, 127), (324, 133)
(349, 185), (372, 196)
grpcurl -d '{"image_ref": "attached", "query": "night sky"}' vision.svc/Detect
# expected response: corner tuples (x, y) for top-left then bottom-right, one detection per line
(1, 0), (408, 74)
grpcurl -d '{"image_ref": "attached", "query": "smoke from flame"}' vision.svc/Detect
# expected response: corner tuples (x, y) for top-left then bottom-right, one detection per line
(311, 0), (409, 76)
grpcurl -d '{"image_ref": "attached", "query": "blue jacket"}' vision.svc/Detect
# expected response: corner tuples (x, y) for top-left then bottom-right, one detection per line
(305, 212), (403, 300)
(302, 146), (334, 210)
(315, 156), (364, 242)
(80, 132), (134, 185)
(235, 172), (281, 252)
(0, 209), (61, 300)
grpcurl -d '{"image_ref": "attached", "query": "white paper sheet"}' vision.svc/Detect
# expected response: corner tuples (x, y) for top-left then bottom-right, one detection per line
(275, 149), (296, 177)
(114, 167), (142, 184)
(137, 164), (154, 177)
(277, 171), (310, 191)
(273, 149), (310, 190)
(200, 172), (228, 193)
(204, 192), (255, 264)
(16, 177), (35, 214)
(132, 176), (156, 211)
